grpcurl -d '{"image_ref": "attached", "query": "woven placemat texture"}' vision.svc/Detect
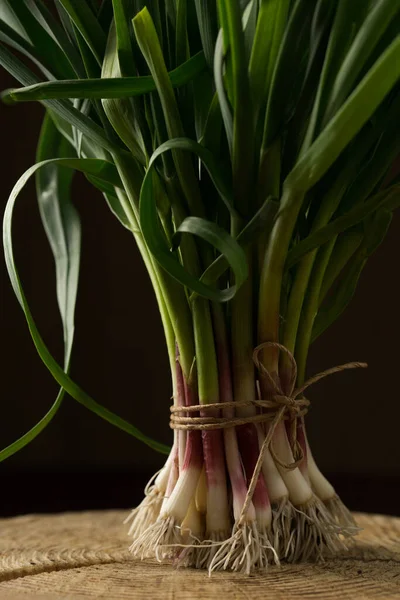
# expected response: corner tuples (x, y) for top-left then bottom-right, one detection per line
(0, 510), (399, 599)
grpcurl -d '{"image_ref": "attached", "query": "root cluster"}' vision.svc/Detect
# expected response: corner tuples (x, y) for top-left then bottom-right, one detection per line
(126, 480), (358, 574)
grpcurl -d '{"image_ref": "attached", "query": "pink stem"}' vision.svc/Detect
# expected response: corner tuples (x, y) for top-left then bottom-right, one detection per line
(213, 307), (255, 520)
(237, 423), (271, 513)
(295, 417), (310, 483)
(175, 353), (187, 473)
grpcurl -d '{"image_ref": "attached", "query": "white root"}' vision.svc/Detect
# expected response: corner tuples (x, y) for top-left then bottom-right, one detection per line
(258, 526), (280, 568)
(175, 498), (205, 567)
(125, 488), (164, 540)
(125, 459), (173, 540)
(207, 526), (254, 574)
(271, 496), (296, 560)
(173, 533), (203, 568)
(289, 495), (348, 563)
(324, 493), (360, 535)
(196, 528), (231, 571)
(130, 514), (182, 561)
(207, 522), (277, 575)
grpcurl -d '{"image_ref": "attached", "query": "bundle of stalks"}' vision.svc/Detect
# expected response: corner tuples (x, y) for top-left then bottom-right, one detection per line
(1, 0), (399, 574)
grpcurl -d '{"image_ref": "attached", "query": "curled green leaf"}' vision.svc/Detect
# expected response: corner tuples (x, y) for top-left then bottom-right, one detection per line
(140, 138), (247, 302)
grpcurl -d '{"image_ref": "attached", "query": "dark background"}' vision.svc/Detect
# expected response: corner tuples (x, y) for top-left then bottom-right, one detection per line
(0, 68), (399, 518)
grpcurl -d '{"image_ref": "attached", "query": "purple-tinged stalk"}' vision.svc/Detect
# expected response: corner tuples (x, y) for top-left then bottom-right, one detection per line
(175, 352), (187, 473)
(130, 376), (203, 560)
(184, 297), (230, 570)
(195, 424), (231, 570)
(206, 304), (277, 574)
(195, 467), (207, 516)
(201, 426), (230, 538)
(231, 252), (276, 559)
(293, 417), (310, 484)
(237, 424), (272, 529)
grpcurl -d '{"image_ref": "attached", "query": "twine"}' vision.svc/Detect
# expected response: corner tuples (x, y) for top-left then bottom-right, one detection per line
(169, 342), (367, 528)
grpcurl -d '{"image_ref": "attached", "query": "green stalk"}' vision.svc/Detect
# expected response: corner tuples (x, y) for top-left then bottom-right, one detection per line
(258, 185), (304, 375)
(133, 7), (204, 219)
(169, 191), (220, 404)
(231, 267), (255, 411)
(249, 0), (290, 130)
(193, 297), (219, 404)
(282, 181), (347, 357)
(131, 218), (178, 382)
(231, 212), (255, 411)
(257, 137), (281, 275)
(219, 0), (255, 217)
(113, 153), (195, 377)
(175, 0), (188, 66)
(294, 238), (336, 386)
(133, 8), (220, 392)
(318, 229), (363, 305)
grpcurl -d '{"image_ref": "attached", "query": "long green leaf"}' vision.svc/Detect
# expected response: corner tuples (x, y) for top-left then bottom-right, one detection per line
(283, 0), (336, 170)
(1, 0), (77, 79)
(324, 0), (400, 123)
(0, 390), (63, 461)
(102, 190), (132, 229)
(261, 0), (313, 148)
(3, 160), (170, 456)
(287, 36), (400, 193)
(318, 228), (364, 305)
(102, 21), (147, 163)
(287, 185), (400, 268)
(35, 116), (81, 356)
(312, 209), (393, 342)
(0, 43), (120, 154)
(175, 0), (188, 66)
(0, 114), (80, 461)
(213, 30), (233, 152)
(133, 6), (203, 217)
(26, 0), (85, 78)
(2, 51), (207, 102)
(301, 0), (371, 152)
(0, 17), (43, 68)
(219, 0), (254, 216)
(57, 0), (107, 65)
(0, 2), (28, 39)
(249, 0), (290, 128)
(111, 0), (136, 76)
(194, 0), (218, 67)
(199, 91), (223, 154)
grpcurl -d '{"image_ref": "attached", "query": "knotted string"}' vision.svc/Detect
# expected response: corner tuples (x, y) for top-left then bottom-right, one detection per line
(169, 342), (367, 529)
